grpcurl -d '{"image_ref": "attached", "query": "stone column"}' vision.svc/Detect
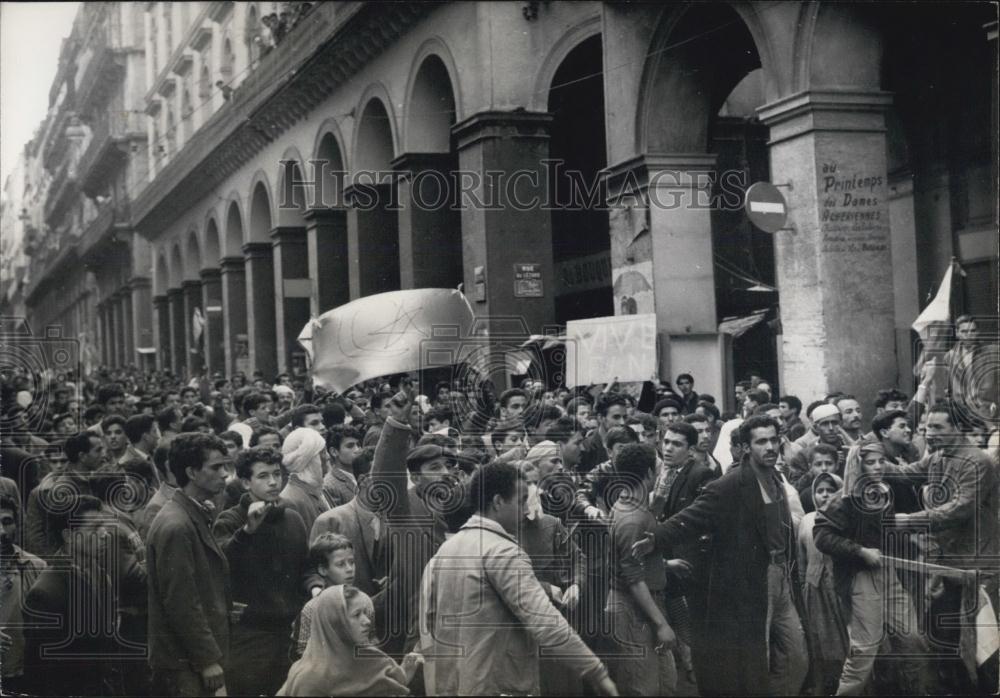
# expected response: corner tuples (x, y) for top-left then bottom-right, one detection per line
(758, 90), (895, 404)
(200, 268), (225, 376)
(167, 288), (185, 376)
(182, 279), (204, 377)
(271, 226), (310, 374)
(392, 152), (464, 290)
(108, 293), (121, 368)
(220, 255), (247, 377)
(243, 242), (278, 380)
(130, 277), (153, 368)
(121, 288), (135, 368)
(603, 153), (725, 401)
(304, 208), (349, 315)
(345, 183), (401, 299)
(153, 294), (170, 371)
(97, 302), (109, 367)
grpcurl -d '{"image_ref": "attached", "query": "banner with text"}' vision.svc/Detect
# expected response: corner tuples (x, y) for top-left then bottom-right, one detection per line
(565, 313), (657, 387)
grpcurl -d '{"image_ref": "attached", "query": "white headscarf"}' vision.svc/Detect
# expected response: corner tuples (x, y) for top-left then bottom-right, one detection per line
(282, 427), (326, 488)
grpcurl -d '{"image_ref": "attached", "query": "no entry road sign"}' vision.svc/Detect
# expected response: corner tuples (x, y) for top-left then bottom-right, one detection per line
(744, 182), (788, 233)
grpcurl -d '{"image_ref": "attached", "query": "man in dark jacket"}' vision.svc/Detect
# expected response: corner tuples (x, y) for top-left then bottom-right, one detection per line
(147, 433), (232, 696)
(634, 415), (809, 696)
(214, 446), (310, 696)
(23, 495), (121, 696)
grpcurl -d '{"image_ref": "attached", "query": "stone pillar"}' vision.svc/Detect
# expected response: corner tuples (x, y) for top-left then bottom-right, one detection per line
(452, 111), (556, 390)
(97, 302), (109, 367)
(107, 293), (121, 368)
(243, 242), (278, 380)
(345, 183), (401, 299)
(304, 208), (349, 315)
(758, 90), (895, 405)
(167, 288), (185, 376)
(182, 279), (204, 377)
(153, 294), (170, 371)
(130, 277), (153, 368)
(199, 268), (225, 376)
(271, 226), (311, 374)
(603, 153), (725, 400)
(392, 152), (464, 290)
(121, 288), (135, 368)
(220, 255), (247, 377)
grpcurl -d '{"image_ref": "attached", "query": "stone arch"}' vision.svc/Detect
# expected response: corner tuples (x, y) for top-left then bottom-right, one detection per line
(276, 146), (308, 227)
(403, 39), (462, 152)
(154, 250), (170, 295)
(531, 15), (601, 113)
(636, 2), (771, 153)
(184, 228), (202, 280)
(224, 195), (245, 256)
(311, 118), (348, 208)
(353, 86), (398, 176)
(248, 172), (274, 243)
(204, 216), (222, 266)
(800, 2), (881, 93)
(169, 242), (184, 288)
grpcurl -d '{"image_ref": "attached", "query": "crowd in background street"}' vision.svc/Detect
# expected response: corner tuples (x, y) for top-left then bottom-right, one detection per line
(0, 314), (998, 696)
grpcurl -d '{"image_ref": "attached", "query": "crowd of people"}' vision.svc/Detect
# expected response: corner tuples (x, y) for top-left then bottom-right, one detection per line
(0, 314), (998, 696)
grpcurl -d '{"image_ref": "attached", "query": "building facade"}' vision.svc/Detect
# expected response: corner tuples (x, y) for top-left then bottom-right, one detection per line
(12, 1), (999, 413)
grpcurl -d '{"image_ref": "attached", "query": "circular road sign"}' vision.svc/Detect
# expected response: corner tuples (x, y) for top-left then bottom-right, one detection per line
(744, 182), (788, 233)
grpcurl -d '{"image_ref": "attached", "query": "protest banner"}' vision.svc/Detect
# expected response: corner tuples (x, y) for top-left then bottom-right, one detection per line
(309, 288), (475, 393)
(564, 313), (657, 387)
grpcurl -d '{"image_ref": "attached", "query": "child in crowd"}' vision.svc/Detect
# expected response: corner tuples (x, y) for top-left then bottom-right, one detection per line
(796, 471), (848, 695)
(796, 443), (839, 512)
(291, 533), (356, 659)
(278, 585), (422, 696)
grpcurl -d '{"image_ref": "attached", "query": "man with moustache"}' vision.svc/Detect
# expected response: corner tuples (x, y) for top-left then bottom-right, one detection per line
(633, 415), (809, 696)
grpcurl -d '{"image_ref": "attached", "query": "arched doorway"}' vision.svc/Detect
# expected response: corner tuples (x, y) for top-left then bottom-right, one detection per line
(310, 128), (350, 313)
(202, 219), (225, 375)
(275, 156), (311, 376)
(247, 179), (278, 378)
(400, 54), (463, 290)
(223, 199), (249, 375)
(548, 34), (613, 323)
(352, 96), (401, 296)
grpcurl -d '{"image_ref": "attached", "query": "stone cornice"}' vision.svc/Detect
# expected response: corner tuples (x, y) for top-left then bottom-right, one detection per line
(757, 89), (893, 146)
(133, 2), (439, 240)
(452, 110), (552, 151)
(602, 153), (719, 196)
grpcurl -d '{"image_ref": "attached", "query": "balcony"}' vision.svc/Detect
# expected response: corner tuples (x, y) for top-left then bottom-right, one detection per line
(79, 201), (131, 264)
(78, 110), (146, 196)
(43, 157), (79, 226)
(76, 45), (127, 114)
(41, 106), (75, 172)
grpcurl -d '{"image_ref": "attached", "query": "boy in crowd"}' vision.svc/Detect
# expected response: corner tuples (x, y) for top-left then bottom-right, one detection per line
(291, 533), (356, 659)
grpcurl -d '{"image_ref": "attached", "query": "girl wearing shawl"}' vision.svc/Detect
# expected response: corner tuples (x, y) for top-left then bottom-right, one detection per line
(278, 585), (420, 697)
(813, 438), (929, 695)
(796, 471), (848, 695)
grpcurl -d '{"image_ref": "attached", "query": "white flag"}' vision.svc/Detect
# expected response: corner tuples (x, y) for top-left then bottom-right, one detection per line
(192, 307), (205, 343)
(912, 263), (953, 339)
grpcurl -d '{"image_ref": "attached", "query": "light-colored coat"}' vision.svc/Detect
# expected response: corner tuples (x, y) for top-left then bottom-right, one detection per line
(419, 514), (607, 696)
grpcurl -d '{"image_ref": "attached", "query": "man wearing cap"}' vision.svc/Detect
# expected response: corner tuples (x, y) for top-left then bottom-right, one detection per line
(369, 391), (463, 656)
(786, 403), (849, 489)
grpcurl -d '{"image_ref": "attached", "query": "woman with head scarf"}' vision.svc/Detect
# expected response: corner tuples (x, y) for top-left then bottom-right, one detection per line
(796, 471), (848, 695)
(813, 438), (930, 695)
(279, 427), (330, 534)
(277, 585), (419, 696)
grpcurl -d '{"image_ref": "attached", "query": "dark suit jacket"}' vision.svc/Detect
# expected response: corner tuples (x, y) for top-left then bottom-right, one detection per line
(23, 563), (120, 695)
(309, 497), (386, 597)
(146, 490), (232, 672)
(653, 459), (804, 696)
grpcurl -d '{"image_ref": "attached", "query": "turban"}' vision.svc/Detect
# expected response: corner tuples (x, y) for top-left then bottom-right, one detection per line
(526, 440), (560, 466)
(282, 427), (326, 487)
(811, 404), (840, 422)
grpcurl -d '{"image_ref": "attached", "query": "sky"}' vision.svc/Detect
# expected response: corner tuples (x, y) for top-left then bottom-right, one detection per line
(0, 2), (80, 192)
